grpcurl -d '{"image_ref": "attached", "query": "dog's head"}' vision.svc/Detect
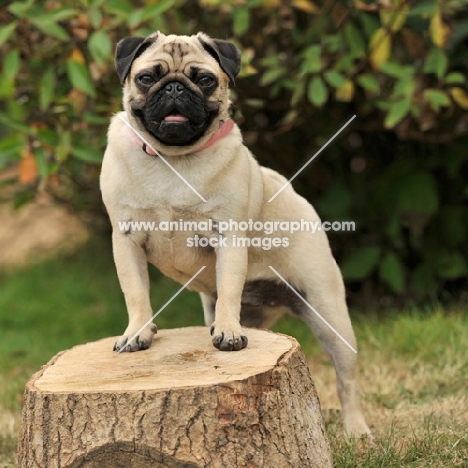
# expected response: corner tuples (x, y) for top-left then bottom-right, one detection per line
(115, 32), (241, 148)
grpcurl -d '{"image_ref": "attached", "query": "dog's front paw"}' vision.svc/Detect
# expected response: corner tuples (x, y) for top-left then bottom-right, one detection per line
(210, 322), (248, 351)
(114, 323), (157, 352)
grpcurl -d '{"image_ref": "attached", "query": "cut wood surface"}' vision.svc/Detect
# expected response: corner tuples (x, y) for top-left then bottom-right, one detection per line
(17, 327), (333, 468)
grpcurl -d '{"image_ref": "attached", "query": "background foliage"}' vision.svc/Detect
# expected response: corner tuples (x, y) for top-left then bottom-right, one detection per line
(1, 0), (467, 304)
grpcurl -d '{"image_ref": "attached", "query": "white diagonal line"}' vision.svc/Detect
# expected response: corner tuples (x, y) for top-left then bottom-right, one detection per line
(268, 115), (356, 202)
(118, 265), (206, 353)
(268, 266), (357, 353)
(117, 113), (207, 202)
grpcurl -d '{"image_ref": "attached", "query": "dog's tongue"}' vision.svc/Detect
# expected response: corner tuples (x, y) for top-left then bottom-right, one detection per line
(164, 113), (188, 122)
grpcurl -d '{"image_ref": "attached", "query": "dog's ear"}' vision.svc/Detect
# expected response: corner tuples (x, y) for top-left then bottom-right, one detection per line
(197, 34), (241, 86)
(115, 33), (158, 84)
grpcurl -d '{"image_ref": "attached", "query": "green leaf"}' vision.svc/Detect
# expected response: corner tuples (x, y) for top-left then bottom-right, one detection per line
(436, 251), (467, 279)
(445, 72), (466, 84)
(0, 22), (17, 49)
(244, 99), (264, 108)
(0, 112), (36, 135)
(384, 98), (411, 128)
(345, 24), (365, 58)
(34, 146), (49, 178)
(260, 68), (286, 86)
(424, 47), (448, 78)
(395, 172), (439, 216)
(4, 50), (20, 81)
(129, 9), (143, 28)
(335, 55), (355, 72)
(291, 81), (305, 106)
(37, 129), (58, 148)
(0, 77), (13, 99)
(278, 109), (298, 127)
(30, 18), (69, 41)
(56, 130), (71, 161)
(139, 0), (175, 22)
(376, 100), (391, 111)
(359, 12), (380, 38)
(307, 76), (327, 107)
(324, 71), (346, 88)
(386, 213), (403, 244)
(380, 62), (413, 79)
(105, 0), (133, 16)
(261, 55), (281, 67)
(89, 8), (103, 28)
(135, 28), (159, 38)
(88, 30), (112, 64)
(233, 6), (249, 36)
(248, 0), (265, 7)
(0, 135), (23, 162)
(407, 2), (437, 17)
(380, 5), (408, 32)
(392, 77), (415, 98)
(84, 112), (109, 125)
(424, 89), (451, 112)
(322, 34), (343, 53)
(356, 74), (380, 94)
(66, 60), (96, 97)
(379, 252), (405, 293)
(73, 146), (103, 164)
(8, 0), (35, 17)
(90, 0), (105, 7)
(44, 8), (77, 22)
(40, 67), (55, 110)
(303, 45), (321, 73)
(341, 246), (381, 281)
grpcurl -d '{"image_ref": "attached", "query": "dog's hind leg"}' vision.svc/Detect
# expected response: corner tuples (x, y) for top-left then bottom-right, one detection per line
(291, 261), (371, 438)
(202, 291), (284, 329)
(200, 292), (216, 326)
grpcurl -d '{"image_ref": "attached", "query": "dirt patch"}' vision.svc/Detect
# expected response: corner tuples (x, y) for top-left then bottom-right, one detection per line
(0, 193), (88, 268)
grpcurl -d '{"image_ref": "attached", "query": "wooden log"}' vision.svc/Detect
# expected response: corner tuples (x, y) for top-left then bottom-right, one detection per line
(17, 327), (333, 468)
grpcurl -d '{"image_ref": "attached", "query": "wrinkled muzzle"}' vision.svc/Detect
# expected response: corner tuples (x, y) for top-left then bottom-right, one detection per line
(137, 81), (215, 146)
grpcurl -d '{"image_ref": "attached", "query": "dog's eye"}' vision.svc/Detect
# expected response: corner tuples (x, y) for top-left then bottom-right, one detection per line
(198, 76), (215, 87)
(137, 74), (155, 87)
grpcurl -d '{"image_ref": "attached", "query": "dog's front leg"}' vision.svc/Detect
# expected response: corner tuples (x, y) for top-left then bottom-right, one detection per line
(112, 231), (156, 352)
(210, 233), (248, 351)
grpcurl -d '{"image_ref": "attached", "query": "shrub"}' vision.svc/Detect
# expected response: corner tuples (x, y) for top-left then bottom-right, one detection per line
(1, 0), (467, 303)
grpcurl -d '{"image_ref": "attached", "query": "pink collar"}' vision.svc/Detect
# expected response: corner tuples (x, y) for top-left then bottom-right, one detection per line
(125, 118), (235, 156)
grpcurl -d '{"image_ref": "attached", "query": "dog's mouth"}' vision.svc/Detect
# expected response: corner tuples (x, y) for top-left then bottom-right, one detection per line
(162, 111), (189, 123)
(150, 109), (192, 126)
(144, 107), (206, 146)
(133, 85), (221, 146)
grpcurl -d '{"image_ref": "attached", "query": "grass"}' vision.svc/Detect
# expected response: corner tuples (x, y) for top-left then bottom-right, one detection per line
(323, 309), (468, 466)
(1, 236), (467, 467)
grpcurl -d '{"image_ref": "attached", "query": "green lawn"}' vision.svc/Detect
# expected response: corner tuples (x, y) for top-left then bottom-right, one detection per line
(1, 237), (467, 467)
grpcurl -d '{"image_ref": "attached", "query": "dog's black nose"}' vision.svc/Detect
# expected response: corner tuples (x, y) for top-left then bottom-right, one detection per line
(164, 82), (185, 98)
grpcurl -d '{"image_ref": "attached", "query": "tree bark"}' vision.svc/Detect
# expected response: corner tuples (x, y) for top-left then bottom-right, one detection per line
(17, 327), (333, 468)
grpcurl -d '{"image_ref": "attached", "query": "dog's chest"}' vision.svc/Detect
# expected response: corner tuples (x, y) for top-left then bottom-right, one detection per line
(126, 171), (203, 209)
(142, 206), (217, 278)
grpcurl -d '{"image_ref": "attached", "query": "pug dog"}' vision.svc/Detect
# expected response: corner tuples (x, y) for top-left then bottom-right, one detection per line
(100, 31), (371, 437)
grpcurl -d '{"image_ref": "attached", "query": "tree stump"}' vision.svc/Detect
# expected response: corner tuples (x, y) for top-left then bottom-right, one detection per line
(17, 327), (333, 468)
